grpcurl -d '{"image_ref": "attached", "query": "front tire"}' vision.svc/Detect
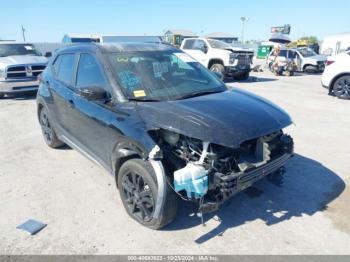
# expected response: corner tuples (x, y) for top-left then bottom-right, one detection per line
(332, 75), (350, 100)
(118, 159), (177, 230)
(39, 107), (65, 148)
(209, 63), (225, 75)
(303, 65), (317, 73)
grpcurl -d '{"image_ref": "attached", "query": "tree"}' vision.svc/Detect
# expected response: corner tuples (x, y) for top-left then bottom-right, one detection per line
(300, 36), (319, 44)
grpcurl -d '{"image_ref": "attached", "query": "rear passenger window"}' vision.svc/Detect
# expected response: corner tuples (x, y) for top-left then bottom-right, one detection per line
(57, 54), (75, 85)
(52, 56), (61, 75)
(76, 54), (106, 88)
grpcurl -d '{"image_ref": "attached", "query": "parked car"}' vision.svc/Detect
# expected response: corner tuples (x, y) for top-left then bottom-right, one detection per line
(267, 47), (326, 73)
(322, 51), (350, 99)
(0, 42), (49, 98)
(180, 38), (254, 80)
(37, 43), (294, 229)
(267, 49), (297, 76)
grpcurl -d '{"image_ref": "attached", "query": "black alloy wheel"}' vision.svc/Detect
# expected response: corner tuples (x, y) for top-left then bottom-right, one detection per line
(39, 107), (65, 148)
(333, 75), (350, 99)
(121, 171), (155, 223)
(40, 109), (54, 144)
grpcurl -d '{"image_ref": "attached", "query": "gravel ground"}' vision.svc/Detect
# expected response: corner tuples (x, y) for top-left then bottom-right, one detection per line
(0, 70), (349, 254)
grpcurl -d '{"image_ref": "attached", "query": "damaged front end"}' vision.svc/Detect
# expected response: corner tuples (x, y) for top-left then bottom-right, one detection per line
(150, 128), (294, 214)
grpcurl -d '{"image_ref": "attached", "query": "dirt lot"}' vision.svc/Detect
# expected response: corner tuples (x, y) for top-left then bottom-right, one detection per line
(0, 71), (349, 254)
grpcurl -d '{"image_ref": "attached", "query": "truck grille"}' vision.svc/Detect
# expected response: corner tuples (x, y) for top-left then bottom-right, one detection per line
(231, 52), (254, 66)
(6, 65), (46, 79)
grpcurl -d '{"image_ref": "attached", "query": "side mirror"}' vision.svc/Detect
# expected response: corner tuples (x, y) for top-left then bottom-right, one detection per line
(44, 52), (52, 58)
(78, 86), (108, 101)
(212, 71), (224, 81)
(202, 45), (208, 54)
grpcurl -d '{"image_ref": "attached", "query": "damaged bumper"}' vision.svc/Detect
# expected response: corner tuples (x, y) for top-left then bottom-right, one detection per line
(162, 129), (294, 214)
(224, 65), (251, 76)
(201, 152), (291, 213)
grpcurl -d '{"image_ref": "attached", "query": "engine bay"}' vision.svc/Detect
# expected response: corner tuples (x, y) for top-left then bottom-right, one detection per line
(150, 129), (294, 213)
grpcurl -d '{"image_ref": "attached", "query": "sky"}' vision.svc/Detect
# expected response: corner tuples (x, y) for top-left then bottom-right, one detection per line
(1, 0), (349, 42)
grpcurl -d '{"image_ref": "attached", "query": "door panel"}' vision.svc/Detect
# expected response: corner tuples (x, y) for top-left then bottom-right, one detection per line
(49, 53), (77, 133)
(184, 49), (208, 66)
(65, 97), (117, 168)
(64, 53), (118, 169)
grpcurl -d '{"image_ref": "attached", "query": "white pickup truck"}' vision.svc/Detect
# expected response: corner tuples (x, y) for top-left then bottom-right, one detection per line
(0, 42), (48, 98)
(180, 38), (254, 80)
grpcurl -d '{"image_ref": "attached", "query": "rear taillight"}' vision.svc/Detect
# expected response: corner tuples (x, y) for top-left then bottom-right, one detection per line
(326, 60), (335, 66)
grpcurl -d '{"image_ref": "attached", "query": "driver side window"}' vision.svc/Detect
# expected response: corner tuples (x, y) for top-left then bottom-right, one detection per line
(76, 53), (107, 89)
(193, 40), (206, 51)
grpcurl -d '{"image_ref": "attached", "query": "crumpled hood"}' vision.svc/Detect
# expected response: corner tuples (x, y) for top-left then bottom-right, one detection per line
(136, 88), (292, 148)
(0, 55), (47, 69)
(225, 48), (254, 55)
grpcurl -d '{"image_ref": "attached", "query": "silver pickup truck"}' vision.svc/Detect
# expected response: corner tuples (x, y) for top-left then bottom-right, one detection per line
(0, 42), (48, 98)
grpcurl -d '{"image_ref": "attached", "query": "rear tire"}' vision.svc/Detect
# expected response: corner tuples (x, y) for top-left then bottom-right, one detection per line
(0, 94), (4, 99)
(332, 75), (350, 100)
(39, 107), (65, 148)
(209, 64), (225, 75)
(118, 159), (177, 230)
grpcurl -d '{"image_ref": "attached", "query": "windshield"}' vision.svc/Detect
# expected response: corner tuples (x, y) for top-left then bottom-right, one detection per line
(298, 48), (317, 57)
(0, 44), (41, 57)
(207, 39), (231, 49)
(107, 51), (226, 101)
(276, 49), (296, 59)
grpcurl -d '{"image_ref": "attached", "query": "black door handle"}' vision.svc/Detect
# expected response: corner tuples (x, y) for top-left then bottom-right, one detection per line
(68, 99), (75, 108)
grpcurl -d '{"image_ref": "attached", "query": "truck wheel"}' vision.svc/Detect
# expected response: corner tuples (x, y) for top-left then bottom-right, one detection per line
(39, 106), (65, 148)
(0, 94), (4, 99)
(303, 65), (317, 73)
(236, 72), (250, 80)
(333, 75), (350, 100)
(118, 159), (178, 230)
(210, 64), (225, 75)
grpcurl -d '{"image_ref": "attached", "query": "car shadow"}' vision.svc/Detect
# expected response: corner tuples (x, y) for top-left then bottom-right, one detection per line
(56, 144), (71, 150)
(224, 76), (278, 84)
(163, 154), (346, 244)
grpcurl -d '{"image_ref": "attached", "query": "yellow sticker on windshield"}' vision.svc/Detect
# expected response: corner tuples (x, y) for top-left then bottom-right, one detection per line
(133, 90), (146, 97)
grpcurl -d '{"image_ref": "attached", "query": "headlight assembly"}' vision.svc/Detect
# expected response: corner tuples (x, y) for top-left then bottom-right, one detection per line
(0, 69), (5, 79)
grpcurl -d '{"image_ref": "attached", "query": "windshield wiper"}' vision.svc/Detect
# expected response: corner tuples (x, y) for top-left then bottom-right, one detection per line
(176, 89), (224, 100)
(128, 98), (161, 102)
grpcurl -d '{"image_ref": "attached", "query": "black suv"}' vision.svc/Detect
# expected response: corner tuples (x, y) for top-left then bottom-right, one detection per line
(37, 43), (294, 229)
